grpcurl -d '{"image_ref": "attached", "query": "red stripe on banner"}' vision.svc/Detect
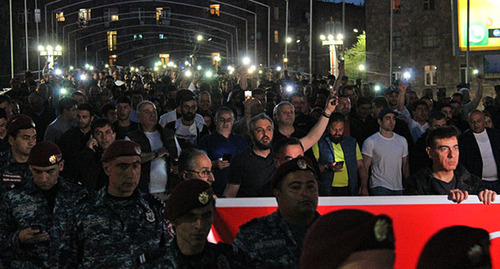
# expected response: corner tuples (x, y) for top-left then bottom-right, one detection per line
(213, 197), (500, 268)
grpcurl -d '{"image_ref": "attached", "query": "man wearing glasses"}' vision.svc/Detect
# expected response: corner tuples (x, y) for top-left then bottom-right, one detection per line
(198, 107), (247, 196)
(178, 148), (214, 185)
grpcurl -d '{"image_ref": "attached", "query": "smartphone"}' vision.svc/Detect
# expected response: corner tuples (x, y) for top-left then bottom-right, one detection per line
(330, 97), (338, 106)
(222, 153), (232, 162)
(244, 90), (252, 100)
(334, 161), (344, 167)
(31, 224), (44, 233)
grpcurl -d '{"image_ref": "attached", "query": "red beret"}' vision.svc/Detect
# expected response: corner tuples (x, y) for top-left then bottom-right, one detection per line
(270, 157), (316, 190)
(417, 226), (491, 268)
(101, 140), (141, 162)
(301, 209), (395, 269)
(28, 141), (62, 167)
(165, 180), (214, 222)
(7, 114), (35, 137)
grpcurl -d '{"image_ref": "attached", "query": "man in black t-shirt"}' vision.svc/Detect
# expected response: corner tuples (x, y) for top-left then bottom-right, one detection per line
(405, 126), (496, 204)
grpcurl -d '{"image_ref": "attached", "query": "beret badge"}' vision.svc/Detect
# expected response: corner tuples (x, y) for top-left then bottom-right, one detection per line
(198, 192), (210, 205)
(374, 219), (389, 242)
(297, 158), (307, 170)
(49, 154), (62, 164)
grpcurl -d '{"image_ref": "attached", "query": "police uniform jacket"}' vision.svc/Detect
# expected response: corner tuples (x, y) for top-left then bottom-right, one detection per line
(59, 187), (168, 268)
(0, 150), (31, 195)
(0, 177), (88, 268)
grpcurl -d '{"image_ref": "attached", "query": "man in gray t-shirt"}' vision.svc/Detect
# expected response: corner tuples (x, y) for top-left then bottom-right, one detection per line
(361, 108), (409, 195)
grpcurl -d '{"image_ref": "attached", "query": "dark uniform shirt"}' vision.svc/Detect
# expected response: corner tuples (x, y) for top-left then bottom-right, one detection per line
(0, 150), (31, 195)
(146, 238), (248, 269)
(234, 211), (320, 269)
(0, 177), (88, 268)
(59, 188), (169, 268)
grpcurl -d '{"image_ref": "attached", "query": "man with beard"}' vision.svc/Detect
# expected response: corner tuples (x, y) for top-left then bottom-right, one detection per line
(224, 96), (337, 197)
(166, 96), (209, 149)
(57, 103), (94, 180)
(312, 112), (367, 196)
(234, 157), (320, 268)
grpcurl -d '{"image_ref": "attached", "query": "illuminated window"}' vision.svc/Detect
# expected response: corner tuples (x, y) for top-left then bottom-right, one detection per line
(392, 0), (401, 12)
(210, 4), (220, 16)
(274, 30), (279, 43)
(274, 7), (279, 20)
(109, 55), (117, 65)
(107, 31), (117, 51)
(78, 9), (91, 27)
(423, 0), (435, 10)
(56, 12), (65, 22)
(156, 7), (171, 25)
(107, 8), (119, 21)
(156, 8), (163, 21)
(425, 65), (437, 86)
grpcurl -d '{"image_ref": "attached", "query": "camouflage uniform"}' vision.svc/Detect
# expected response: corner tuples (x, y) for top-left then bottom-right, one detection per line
(233, 211), (320, 269)
(0, 177), (88, 268)
(145, 237), (249, 269)
(0, 150), (31, 194)
(59, 187), (169, 268)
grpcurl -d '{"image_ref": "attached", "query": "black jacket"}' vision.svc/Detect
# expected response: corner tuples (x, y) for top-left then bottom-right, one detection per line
(458, 128), (500, 179)
(405, 163), (485, 195)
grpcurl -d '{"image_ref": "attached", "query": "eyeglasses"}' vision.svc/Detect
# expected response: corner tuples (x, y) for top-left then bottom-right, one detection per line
(186, 169), (213, 178)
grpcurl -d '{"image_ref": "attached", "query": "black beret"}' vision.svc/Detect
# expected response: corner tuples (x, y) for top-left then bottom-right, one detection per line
(165, 180), (214, 222)
(7, 114), (35, 136)
(28, 141), (62, 167)
(101, 140), (141, 162)
(271, 157), (316, 190)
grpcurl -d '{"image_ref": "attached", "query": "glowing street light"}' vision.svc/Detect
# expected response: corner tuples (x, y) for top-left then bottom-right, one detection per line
(320, 35), (326, 41)
(38, 44), (62, 69)
(473, 69), (479, 75)
(286, 37), (292, 43)
(320, 33), (344, 77)
(197, 35), (203, 41)
(242, 57), (251, 66)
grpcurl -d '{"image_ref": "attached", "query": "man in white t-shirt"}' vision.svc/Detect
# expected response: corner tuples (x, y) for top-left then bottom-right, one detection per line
(165, 96), (209, 149)
(458, 110), (500, 193)
(126, 101), (180, 200)
(362, 108), (409, 195)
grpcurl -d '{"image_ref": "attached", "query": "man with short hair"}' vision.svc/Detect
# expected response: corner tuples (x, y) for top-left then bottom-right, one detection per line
(458, 110), (500, 192)
(0, 95), (13, 119)
(126, 101), (179, 199)
(350, 97), (377, 146)
(44, 97), (78, 143)
(313, 112), (367, 196)
(224, 96), (336, 197)
(57, 103), (94, 179)
(405, 126), (496, 204)
(197, 91), (212, 115)
(198, 107), (247, 195)
(26, 92), (56, 142)
(166, 96), (209, 148)
(59, 140), (168, 267)
(362, 108), (409, 195)
(153, 180), (245, 267)
(272, 101), (307, 143)
(0, 142), (87, 268)
(113, 96), (138, 139)
(73, 119), (116, 194)
(410, 111), (448, 174)
(100, 103), (117, 124)
(0, 115), (37, 193)
(177, 148), (215, 185)
(234, 157), (320, 268)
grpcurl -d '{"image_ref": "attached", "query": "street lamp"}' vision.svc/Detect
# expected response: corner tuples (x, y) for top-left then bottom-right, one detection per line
(320, 33), (343, 77)
(38, 44), (62, 70)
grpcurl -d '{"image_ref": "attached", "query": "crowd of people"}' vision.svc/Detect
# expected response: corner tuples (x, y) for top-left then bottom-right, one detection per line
(0, 63), (499, 268)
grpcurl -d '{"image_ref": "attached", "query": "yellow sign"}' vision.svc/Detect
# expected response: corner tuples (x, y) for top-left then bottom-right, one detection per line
(457, 0), (500, 51)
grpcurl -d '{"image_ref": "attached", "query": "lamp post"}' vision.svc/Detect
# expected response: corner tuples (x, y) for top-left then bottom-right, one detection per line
(284, 36), (292, 70)
(320, 34), (343, 77)
(38, 44), (62, 70)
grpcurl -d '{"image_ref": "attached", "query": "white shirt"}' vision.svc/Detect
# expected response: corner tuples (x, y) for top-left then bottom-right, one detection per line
(158, 108), (205, 128)
(473, 130), (498, 181)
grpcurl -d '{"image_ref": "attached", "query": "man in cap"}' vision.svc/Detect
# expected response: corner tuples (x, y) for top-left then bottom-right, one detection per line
(300, 209), (396, 269)
(0, 142), (88, 268)
(59, 140), (169, 268)
(150, 180), (246, 268)
(362, 108), (409, 195)
(234, 157), (320, 268)
(0, 115), (37, 194)
(405, 126), (496, 205)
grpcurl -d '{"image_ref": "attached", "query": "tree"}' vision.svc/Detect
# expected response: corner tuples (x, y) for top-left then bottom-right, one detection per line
(344, 32), (366, 82)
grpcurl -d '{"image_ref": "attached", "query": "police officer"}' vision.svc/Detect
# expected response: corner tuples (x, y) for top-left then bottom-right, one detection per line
(0, 115), (37, 194)
(59, 140), (168, 268)
(0, 141), (88, 268)
(233, 157), (320, 268)
(149, 180), (247, 268)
